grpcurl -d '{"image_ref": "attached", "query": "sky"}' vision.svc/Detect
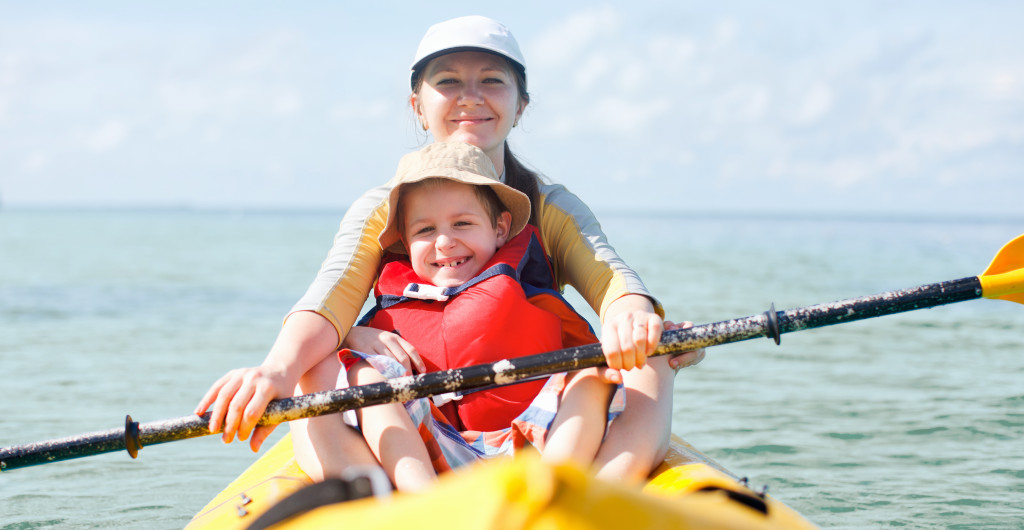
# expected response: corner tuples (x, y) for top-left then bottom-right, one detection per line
(1, 1), (1022, 217)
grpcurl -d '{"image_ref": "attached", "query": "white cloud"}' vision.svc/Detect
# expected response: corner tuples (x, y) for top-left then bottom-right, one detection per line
(0, 50), (19, 123)
(764, 155), (870, 190)
(273, 91), (303, 116)
(529, 6), (621, 69)
(150, 29), (312, 125)
(1, 2), (1020, 215)
(0, 93), (9, 124)
(21, 150), (49, 173)
(158, 80), (214, 117)
(571, 53), (612, 91)
(707, 84), (772, 126)
(227, 31), (300, 76)
(988, 72), (1019, 100)
(647, 35), (697, 66)
(712, 18), (740, 49)
(591, 96), (672, 135)
(84, 120), (130, 152)
(329, 99), (392, 122)
(793, 82), (834, 125)
(201, 125), (223, 145)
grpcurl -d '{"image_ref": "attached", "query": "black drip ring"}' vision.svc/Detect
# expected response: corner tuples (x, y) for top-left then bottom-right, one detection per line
(125, 415), (142, 459)
(764, 303), (781, 345)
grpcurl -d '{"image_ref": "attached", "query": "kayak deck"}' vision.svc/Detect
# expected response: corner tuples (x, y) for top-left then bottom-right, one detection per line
(187, 434), (816, 529)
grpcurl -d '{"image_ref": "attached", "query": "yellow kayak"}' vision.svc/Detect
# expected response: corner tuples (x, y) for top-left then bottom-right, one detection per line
(186, 433), (817, 529)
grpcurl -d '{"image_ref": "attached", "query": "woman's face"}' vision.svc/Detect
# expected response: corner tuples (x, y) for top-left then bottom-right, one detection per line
(411, 51), (526, 170)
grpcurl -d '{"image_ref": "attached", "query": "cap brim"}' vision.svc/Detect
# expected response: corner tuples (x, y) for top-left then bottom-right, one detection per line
(410, 47), (526, 89)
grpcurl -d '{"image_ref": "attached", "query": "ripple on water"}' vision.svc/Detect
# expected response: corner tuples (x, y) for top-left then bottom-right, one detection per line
(906, 426), (948, 436)
(824, 432), (872, 440)
(943, 498), (993, 508)
(828, 462), (865, 469)
(720, 444), (799, 457)
(991, 468), (1024, 479)
(1, 519), (68, 530)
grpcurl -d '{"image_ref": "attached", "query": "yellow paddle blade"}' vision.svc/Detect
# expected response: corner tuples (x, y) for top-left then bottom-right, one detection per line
(980, 233), (1024, 304)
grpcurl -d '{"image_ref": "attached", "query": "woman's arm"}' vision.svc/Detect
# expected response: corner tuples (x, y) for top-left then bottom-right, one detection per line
(537, 183), (702, 372)
(195, 310), (339, 450)
(195, 185), (391, 450)
(537, 183), (665, 368)
(290, 184), (391, 345)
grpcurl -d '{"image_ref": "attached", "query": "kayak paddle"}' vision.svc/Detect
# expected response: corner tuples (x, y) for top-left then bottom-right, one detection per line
(2, 233), (1021, 471)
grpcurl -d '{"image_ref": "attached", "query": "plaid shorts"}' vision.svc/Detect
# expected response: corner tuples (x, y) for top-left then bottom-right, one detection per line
(339, 352), (625, 473)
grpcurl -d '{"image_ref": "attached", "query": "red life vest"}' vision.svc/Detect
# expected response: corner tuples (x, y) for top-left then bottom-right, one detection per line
(359, 225), (598, 432)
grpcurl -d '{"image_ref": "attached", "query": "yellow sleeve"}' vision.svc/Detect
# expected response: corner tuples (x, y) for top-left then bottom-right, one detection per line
(537, 182), (664, 321)
(288, 185), (390, 347)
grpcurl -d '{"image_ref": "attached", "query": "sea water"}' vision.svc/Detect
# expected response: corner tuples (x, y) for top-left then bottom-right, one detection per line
(1, 209), (1022, 529)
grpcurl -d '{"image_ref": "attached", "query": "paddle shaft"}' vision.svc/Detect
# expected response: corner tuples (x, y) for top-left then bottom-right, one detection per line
(0, 276), (983, 471)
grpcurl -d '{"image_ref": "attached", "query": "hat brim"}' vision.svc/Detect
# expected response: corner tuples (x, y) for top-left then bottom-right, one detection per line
(378, 169), (531, 255)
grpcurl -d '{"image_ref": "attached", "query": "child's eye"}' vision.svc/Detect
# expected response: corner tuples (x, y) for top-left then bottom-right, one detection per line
(414, 226), (434, 236)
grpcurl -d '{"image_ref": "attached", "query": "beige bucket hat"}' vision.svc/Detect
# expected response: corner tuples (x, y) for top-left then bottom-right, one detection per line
(378, 142), (531, 254)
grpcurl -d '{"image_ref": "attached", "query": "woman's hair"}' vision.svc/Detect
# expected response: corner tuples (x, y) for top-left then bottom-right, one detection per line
(503, 143), (540, 226)
(413, 54), (542, 226)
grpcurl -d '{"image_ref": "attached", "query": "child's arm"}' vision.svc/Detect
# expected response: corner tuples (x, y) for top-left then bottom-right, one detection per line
(343, 326), (426, 375)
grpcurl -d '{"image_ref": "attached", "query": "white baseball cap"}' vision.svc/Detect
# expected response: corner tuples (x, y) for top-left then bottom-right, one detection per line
(410, 15), (526, 89)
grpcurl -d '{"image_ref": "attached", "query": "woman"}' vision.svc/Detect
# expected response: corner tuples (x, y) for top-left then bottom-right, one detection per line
(196, 15), (703, 484)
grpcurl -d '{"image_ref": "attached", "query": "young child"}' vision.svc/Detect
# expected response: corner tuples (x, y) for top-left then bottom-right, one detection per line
(340, 142), (621, 492)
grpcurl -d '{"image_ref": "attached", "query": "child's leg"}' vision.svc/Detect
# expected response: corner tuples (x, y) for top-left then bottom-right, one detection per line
(541, 367), (615, 468)
(593, 356), (675, 483)
(291, 355), (380, 482)
(349, 360), (437, 492)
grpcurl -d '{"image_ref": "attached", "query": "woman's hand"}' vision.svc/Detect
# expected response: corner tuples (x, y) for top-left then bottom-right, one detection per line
(599, 295), (706, 379)
(194, 364), (292, 452)
(600, 294), (663, 373)
(663, 320), (706, 371)
(342, 326), (426, 375)
(194, 310), (340, 452)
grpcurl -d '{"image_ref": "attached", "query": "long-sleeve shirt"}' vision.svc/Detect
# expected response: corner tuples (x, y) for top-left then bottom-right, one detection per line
(289, 180), (662, 347)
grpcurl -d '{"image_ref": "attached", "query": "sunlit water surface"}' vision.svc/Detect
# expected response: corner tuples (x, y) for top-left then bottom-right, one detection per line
(1, 209), (1022, 528)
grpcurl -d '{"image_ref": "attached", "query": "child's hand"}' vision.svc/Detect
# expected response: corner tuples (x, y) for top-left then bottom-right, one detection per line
(343, 326), (427, 375)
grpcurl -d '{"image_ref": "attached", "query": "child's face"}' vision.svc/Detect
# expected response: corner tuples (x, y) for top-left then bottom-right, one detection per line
(402, 180), (511, 287)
